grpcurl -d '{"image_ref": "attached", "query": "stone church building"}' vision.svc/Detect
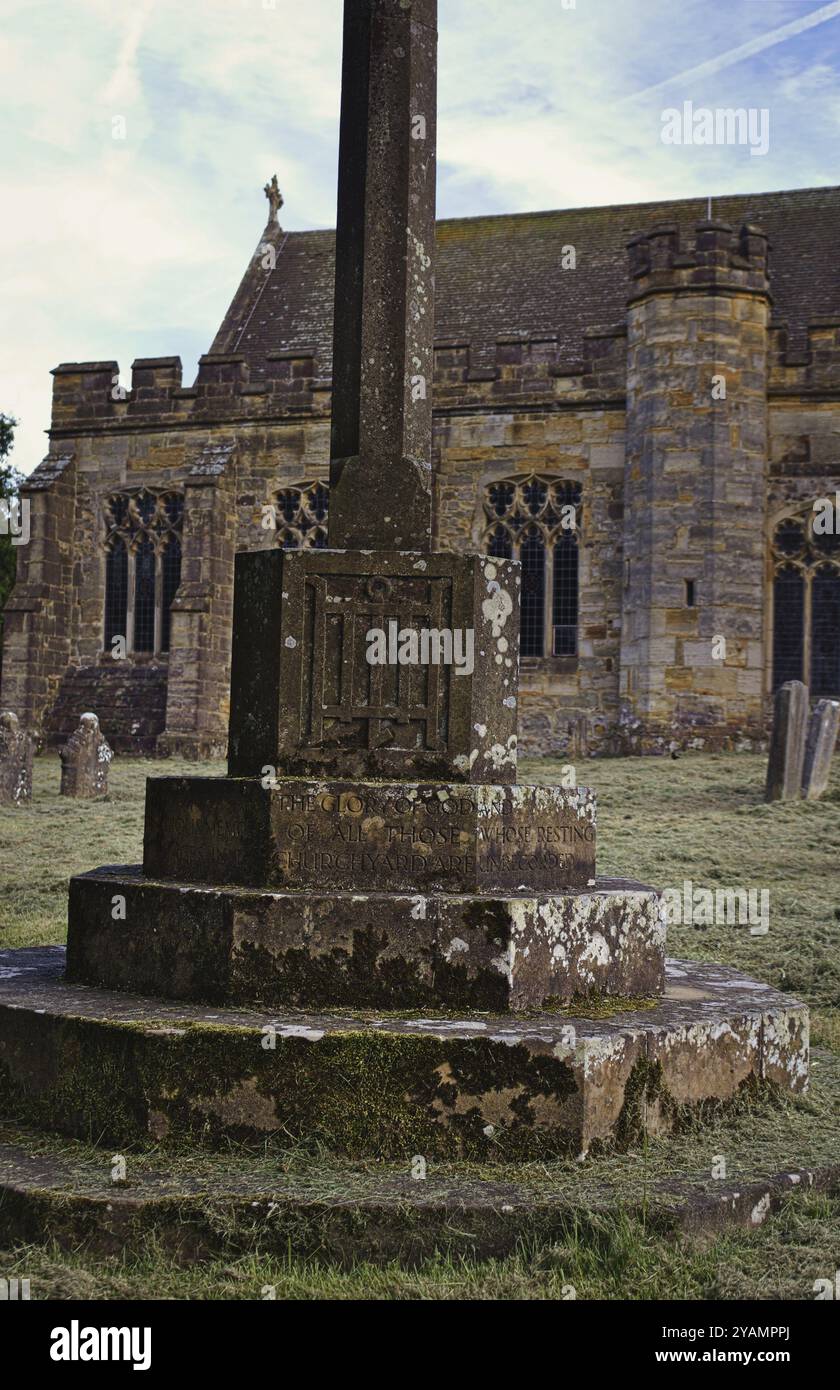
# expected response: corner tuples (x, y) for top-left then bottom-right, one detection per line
(3, 184), (839, 758)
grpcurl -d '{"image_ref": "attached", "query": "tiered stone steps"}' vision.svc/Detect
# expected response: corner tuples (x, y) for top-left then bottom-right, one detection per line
(0, 948), (808, 1160)
(0, 1047), (836, 1263)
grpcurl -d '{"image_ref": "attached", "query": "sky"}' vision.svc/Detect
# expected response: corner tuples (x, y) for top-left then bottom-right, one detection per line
(3, 0), (840, 476)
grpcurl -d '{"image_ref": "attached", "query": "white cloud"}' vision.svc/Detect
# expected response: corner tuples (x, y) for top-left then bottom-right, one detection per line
(3, 0), (840, 474)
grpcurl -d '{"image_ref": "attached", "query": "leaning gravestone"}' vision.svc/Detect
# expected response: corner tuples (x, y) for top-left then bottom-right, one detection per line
(0, 710), (33, 806)
(765, 679), (809, 802)
(801, 698), (840, 802)
(60, 713), (113, 799)
(46, 0), (808, 1161)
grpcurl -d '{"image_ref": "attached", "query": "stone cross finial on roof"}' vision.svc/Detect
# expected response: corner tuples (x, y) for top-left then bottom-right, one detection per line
(264, 175), (283, 224)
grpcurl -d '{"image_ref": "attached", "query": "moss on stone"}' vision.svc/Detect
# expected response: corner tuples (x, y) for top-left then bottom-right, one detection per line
(546, 994), (660, 1019)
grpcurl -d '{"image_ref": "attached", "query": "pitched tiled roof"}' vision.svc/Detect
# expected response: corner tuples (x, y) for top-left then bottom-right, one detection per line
(210, 185), (840, 375)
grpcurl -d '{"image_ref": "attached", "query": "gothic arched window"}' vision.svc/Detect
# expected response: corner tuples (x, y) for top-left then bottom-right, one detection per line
(771, 512), (840, 696)
(272, 481), (329, 550)
(103, 489), (183, 655)
(483, 476), (581, 658)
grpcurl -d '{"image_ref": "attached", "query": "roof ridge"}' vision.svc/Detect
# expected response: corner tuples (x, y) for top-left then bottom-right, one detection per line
(209, 184), (840, 378)
(274, 184), (840, 239)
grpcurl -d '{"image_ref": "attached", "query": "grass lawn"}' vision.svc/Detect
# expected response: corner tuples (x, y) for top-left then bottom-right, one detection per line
(2, 1190), (838, 1300)
(1, 749), (838, 1299)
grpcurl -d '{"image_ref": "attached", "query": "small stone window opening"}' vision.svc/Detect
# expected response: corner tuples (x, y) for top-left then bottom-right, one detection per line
(274, 481), (329, 550)
(103, 490), (184, 656)
(771, 514), (840, 696)
(483, 475), (582, 658)
(685, 579), (696, 608)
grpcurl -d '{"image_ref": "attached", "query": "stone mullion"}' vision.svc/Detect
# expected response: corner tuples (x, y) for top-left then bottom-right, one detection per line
(125, 542), (136, 655)
(543, 526), (554, 659)
(153, 542), (163, 657)
(804, 567), (813, 689)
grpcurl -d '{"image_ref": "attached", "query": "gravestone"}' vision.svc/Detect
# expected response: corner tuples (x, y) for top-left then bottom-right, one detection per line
(801, 698), (840, 801)
(50, 0), (809, 1159)
(765, 680), (809, 802)
(60, 713), (113, 799)
(0, 710), (33, 806)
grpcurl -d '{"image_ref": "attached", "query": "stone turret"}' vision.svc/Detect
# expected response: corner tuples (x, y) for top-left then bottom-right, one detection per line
(620, 219), (772, 751)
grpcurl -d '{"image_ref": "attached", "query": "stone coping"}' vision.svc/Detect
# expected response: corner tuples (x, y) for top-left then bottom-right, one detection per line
(0, 948), (808, 1160)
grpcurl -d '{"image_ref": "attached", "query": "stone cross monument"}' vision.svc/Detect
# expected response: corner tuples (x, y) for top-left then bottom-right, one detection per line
(60, 0), (808, 1158)
(69, 0), (648, 1012)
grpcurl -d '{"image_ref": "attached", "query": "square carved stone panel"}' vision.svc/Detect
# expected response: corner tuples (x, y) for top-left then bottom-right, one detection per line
(228, 549), (521, 783)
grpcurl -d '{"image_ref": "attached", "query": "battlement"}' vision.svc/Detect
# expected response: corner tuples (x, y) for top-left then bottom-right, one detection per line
(49, 333), (630, 435)
(431, 328), (627, 404)
(627, 220), (771, 304)
(52, 302), (840, 433)
(49, 351), (335, 431)
(768, 316), (840, 394)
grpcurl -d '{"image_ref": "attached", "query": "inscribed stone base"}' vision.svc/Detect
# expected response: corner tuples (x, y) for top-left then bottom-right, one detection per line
(142, 776), (597, 894)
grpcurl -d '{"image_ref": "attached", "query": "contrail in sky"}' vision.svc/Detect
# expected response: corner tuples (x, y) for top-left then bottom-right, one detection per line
(621, 0), (840, 104)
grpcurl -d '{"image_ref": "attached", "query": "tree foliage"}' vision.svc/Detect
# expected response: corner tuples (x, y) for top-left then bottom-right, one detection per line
(1, 415), (24, 623)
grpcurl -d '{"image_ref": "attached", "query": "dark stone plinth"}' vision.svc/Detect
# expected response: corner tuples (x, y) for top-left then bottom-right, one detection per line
(0, 947), (809, 1159)
(59, 712), (113, 798)
(765, 680), (808, 802)
(227, 549), (520, 783)
(801, 698), (839, 801)
(0, 711), (33, 806)
(142, 777), (595, 894)
(66, 867), (662, 1010)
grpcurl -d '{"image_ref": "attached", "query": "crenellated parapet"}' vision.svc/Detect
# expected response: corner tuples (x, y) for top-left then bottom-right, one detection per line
(51, 361), (122, 426)
(768, 316), (840, 395)
(49, 352), (335, 433)
(580, 324), (627, 393)
(431, 330), (627, 409)
(626, 219), (771, 304)
(50, 333), (630, 435)
(126, 357), (184, 412)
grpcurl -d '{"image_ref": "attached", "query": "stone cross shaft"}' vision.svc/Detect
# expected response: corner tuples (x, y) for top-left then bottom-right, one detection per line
(329, 0), (438, 552)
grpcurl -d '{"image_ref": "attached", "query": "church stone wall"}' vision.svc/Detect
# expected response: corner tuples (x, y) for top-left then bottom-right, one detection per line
(4, 220), (840, 760)
(435, 404), (625, 756)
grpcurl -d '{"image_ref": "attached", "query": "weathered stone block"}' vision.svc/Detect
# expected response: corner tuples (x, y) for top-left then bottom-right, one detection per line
(0, 711), (33, 806)
(67, 867), (663, 1010)
(59, 712), (113, 798)
(142, 776), (596, 893)
(801, 698), (839, 801)
(227, 548), (520, 784)
(765, 680), (809, 802)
